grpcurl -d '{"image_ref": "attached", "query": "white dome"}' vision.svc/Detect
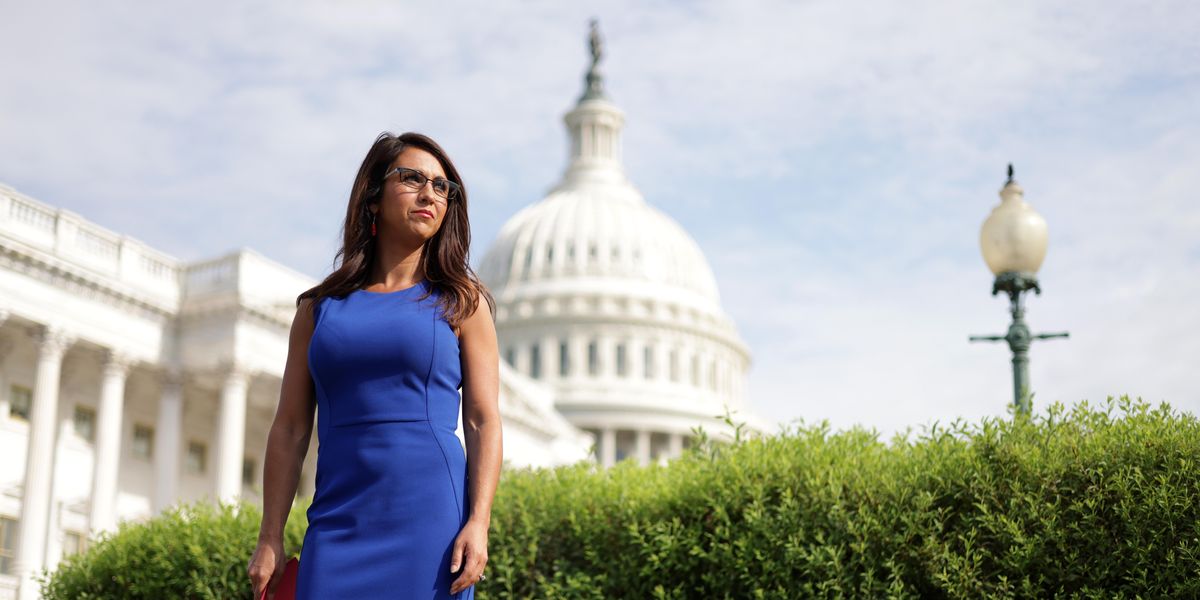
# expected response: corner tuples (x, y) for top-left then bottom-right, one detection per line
(480, 178), (722, 311)
(476, 32), (760, 467)
(480, 93), (727, 320)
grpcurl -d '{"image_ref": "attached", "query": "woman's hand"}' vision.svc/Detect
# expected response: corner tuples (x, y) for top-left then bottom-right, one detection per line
(247, 539), (286, 599)
(448, 518), (489, 594)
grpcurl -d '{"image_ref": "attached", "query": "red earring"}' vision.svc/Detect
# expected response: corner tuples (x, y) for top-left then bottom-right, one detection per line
(370, 213), (377, 237)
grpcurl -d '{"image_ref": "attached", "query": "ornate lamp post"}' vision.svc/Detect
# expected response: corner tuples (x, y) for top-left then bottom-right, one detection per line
(969, 165), (1068, 416)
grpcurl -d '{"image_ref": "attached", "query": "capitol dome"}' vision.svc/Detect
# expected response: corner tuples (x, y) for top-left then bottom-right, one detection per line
(479, 24), (755, 467)
(481, 160), (723, 313)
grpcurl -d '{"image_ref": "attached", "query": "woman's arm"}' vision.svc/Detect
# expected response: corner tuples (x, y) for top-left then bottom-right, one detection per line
(459, 298), (503, 525)
(248, 298), (318, 597)
(448, 297), (502, 594)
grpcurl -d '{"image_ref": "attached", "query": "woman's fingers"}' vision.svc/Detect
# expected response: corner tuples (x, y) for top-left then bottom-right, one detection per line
(449, 550), (487, 594)
(249, 564), (273, 597)
(449, 537), (466, 573)
(247, 543), (283, 598)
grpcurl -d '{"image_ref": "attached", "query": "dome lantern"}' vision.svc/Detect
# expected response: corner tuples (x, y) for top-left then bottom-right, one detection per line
(561, 20), (626, 187)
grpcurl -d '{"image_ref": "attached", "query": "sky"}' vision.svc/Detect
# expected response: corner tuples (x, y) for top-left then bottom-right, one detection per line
(1, 0), (1197, 439)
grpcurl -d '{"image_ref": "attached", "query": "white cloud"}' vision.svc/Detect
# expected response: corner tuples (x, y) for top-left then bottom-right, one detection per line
(1, 0), (1196, 435)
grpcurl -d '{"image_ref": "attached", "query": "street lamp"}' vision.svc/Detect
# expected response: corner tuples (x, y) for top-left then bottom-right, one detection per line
(970, 165), (1068, 416)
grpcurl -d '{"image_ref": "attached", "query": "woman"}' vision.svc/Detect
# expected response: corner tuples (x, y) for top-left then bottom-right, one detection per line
(247, 132), (502, 599)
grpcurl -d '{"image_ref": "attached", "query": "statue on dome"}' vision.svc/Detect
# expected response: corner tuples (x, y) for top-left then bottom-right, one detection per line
(589, 19), (604, 67)
(582, 19), (607, 101)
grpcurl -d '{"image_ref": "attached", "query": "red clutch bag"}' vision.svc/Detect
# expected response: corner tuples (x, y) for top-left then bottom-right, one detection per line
(258, 557), (299, 600)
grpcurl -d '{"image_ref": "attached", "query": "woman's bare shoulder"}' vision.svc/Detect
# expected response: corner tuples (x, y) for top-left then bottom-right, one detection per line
(293, 297), (319, 337)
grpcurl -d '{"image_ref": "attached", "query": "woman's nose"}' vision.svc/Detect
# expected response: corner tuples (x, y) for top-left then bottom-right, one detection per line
(416, 182), (437, 204)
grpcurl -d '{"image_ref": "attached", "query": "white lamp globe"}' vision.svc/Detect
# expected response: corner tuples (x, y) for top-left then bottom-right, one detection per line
(980, 172), (1049, 276)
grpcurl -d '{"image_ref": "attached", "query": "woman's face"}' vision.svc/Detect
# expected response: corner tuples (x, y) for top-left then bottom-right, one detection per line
(373, 147), (450, 243)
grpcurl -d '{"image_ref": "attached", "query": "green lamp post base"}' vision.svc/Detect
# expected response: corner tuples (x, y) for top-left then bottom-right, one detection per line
(971, 272), (1068, 416)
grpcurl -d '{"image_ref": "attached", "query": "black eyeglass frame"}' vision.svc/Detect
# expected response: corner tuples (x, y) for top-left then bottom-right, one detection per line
(384, 166), (462, 201)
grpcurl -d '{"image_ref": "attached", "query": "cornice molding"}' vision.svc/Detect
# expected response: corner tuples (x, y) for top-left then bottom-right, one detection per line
(0, 239), (176, 319)
(179, 299), (291, 331)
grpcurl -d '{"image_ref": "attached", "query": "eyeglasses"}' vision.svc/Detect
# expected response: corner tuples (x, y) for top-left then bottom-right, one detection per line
(385, 166), (461, 202)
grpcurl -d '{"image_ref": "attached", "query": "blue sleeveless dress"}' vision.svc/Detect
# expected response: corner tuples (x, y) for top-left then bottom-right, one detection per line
(297, 281), (474, 599)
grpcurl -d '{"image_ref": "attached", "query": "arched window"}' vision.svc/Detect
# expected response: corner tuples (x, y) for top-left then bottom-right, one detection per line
(559, 340), (570, 377)
(530, 344), (541, 379)
(616, 343), (628, 377)
(644, 345), (655, 379)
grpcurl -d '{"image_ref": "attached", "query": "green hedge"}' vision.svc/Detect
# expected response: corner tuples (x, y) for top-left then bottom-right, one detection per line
(488, 397), (1200, 599)
(43, 397), (1200, 599)
(40, 500), (308, 599)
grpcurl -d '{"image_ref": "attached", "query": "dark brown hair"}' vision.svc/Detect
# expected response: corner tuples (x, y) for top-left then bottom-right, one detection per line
(297, 132), (493, 328)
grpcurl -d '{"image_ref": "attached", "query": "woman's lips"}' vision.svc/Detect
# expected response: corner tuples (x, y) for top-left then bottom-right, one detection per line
(413, 210), (434, 219)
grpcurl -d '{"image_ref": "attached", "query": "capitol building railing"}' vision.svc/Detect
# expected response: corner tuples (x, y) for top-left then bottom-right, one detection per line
(1, 183), (181, 303)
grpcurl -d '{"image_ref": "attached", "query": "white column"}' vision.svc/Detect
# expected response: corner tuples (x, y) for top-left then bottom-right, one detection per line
(154, 369), (184, 512)
(299, 434), (318, 498)
(729, 364), (739, 408)
(700, 350), (710, 388)
(702, 352), (714, 391)
(722, 359), (733, 401)
(215, 366), (251, 502)
(669, 433), (684, 458)
(570, 335), (586, 379)
(514, 342), (530, 377)
(715, 358), (727, 398)
(728, 367), (738, 405)
(89, 350), (134, 533)
(299, 464), (316, 499)
(628, 339), (645, 380)
(646, 339), (658, 381)
(635, 429), (651, 465)
(16, 326), (74, 600)
(600, 427), (616, 468)
(598, 336), (614, 378)
(541, 337), (558, 382)
(654, 341), (669, 383)
(0, 311), (12, 416)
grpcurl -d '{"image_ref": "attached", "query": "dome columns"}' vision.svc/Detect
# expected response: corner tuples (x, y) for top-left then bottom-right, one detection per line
(569, 335), (587, 380)
(635, 429), (652, 464)
(539, 336), (558, 381)
(497, 324), (746, 408)
(597, 335), (616, 378)
(565, 102), (625, 173)
(599, 427), (617, 467)
(592, 425), (692, 468)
